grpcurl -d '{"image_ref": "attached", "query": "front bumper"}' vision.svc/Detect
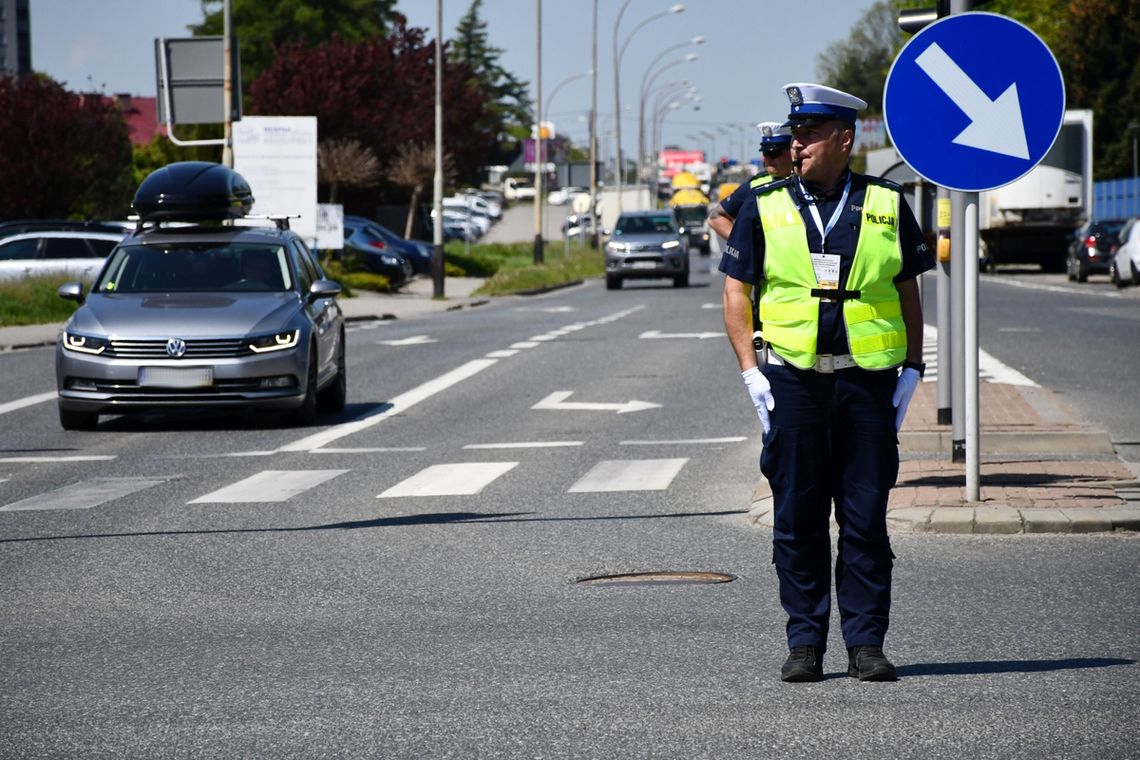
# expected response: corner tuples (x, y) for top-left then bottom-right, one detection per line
(604, 251), (688, 279)
(55, 343), (309, 414)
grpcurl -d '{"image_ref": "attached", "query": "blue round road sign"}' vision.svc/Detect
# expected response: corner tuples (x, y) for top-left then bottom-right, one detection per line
(884, 12), (1065, 193)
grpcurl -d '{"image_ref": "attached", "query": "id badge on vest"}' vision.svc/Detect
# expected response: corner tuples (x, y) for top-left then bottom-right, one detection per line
(810, 252), (840, 290)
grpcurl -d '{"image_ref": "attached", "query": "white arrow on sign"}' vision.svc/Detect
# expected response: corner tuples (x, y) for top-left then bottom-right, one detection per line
(639, 330), (722, 340)
(378, 335), (437, 346)
(915, 42), (1029, 160)
(532, 391), (661, 414)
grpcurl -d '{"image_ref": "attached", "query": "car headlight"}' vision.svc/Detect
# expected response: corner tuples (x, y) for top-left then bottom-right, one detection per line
(380, 255), (401, 265)
(662, 240), (681, 250)
(606, 241), (629, 253)
(248, 329), (300, 354)
(62, 332), (110, 355)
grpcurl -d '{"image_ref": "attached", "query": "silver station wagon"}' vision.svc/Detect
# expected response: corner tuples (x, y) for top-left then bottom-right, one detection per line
(54, 162), (346, 430)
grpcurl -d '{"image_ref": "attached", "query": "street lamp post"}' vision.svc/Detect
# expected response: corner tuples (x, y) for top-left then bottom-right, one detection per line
(432, 0), (444, 298)
(533, 0), (544, 264)
(589, 0), (599, 249)
(613, 2), (684, 213)
(637, 37), (703, 184)
(542, 70), (591, 240)
(651, 84), (697, 161)
(638, 46), (697, 184)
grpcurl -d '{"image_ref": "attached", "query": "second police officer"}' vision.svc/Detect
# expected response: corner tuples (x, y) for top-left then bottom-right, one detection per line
(708, 121), (795, 241)
(719, 83), (935, 683)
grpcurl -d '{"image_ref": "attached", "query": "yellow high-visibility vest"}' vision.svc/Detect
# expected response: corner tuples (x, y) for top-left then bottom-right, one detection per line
(756, 181), (907, 370)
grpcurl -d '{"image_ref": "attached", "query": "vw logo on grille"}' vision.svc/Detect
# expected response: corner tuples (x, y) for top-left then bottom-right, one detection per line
(165, 338), (187, 358)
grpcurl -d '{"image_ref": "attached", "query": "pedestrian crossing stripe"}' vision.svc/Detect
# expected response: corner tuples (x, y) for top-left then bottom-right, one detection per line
(920, 324), (1038, 387)
(568, 459), (689, 493)
(0, 477), (170, 512)
(0, 457), (700, 511)
(189, 470), (348, 504)
(378, 462), (519, 498)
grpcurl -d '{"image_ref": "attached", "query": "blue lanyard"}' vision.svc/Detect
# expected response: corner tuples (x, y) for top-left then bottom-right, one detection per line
(799, 174), (851, 252)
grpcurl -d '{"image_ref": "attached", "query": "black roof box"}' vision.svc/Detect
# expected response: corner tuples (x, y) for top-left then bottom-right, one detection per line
(133, 162), (254, 222)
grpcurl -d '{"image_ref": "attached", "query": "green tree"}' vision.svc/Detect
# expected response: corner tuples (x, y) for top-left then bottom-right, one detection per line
(448, 0), (532, 143)
(1049, 0), (1140, 180)
(191, 0), (399, 101)
(0, 75), (133, 219)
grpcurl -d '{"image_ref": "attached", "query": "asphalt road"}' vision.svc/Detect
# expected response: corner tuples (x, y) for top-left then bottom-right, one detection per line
(1, 252), (1137, 758)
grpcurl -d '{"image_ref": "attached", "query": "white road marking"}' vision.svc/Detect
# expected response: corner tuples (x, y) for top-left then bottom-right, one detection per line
(279, 359), (498, 452)
(701, 303), (721, 310)
(568, 459), (689, 492)
(0, 391), (56, 416)
(620, 437), (747, 445)
(510, 342), (541, 349)
(528, 334), (558, 341)
(532, 391), (661, 414)
(486, 349), (519, 358)
(513, 306), (576, 313)
(189, 469), (348, 503)
(981, 276), (1126, 299)
(0, 477), (169, 512)
(639, 330), (722, 340)
(0, 455), (116, 463)
(309, 447), (426, 453)
(378, 335), (437, 346)
(464, 441), (583, 449)
(922, 324), (1037, 387)
(378, 462), (518, 497)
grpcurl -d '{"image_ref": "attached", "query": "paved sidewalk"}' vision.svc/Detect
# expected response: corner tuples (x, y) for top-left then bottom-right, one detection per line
(747, 381), (1140, 535)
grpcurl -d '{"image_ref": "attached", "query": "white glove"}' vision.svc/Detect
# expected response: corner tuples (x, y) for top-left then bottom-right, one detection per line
(742, 367), (775, 435)
(892, 367), (921, 432)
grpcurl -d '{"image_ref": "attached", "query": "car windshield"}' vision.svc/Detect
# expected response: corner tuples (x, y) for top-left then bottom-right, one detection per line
(674, 207), (706, 223)
(1093, 221), (1124, 237)
(95, 243), (293, 293)
(614, 215), (675, 235)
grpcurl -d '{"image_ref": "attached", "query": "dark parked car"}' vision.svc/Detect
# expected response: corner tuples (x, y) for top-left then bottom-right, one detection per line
(343, 215), (431, 275)
(55, 162), (346, 430)
(1067, 218), (1126, 282)
(603, 210), (689, 289)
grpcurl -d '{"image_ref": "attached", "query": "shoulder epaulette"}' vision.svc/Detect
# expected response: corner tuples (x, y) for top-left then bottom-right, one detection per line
(753, 177), (793, 196)
(865, 175), (903, 193)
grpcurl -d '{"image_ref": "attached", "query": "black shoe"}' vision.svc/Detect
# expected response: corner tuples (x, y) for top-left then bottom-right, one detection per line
(847, 645), (898, 682)
(780, 646), (823, 682)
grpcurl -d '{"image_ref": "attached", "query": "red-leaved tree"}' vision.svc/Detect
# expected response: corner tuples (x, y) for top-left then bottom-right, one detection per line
(0, 75), (133, 219)
(249, 22), (494, 200)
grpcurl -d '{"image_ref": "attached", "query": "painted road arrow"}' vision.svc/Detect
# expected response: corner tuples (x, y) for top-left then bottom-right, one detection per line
(532, 391), (662, 414)
(639, 330), (722, 340)
(915, 42), (1029, 160)
(378, 335), (437, 346)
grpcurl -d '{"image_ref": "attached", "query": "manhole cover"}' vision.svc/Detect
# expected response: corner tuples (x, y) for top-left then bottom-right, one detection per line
(577, 571), (736, 587)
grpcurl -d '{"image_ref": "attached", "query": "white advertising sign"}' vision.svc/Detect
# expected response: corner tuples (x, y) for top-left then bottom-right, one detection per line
(233, 115), (318, 246)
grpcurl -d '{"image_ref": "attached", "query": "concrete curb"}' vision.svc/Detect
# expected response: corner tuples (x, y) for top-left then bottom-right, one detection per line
(747, 483), (1140, 535)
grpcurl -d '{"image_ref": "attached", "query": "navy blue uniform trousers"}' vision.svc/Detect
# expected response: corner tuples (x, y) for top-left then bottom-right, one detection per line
(760, 361), (900, 651)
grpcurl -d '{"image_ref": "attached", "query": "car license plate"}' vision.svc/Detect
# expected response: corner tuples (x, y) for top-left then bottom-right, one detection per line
(631, 261), (657, 269)
(138, 367), (213, 388)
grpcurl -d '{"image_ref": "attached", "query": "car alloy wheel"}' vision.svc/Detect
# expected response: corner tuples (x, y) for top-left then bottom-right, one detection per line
(317, 330), (347, 413)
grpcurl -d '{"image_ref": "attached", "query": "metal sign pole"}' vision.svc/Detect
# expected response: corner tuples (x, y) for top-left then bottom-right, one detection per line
(950, 190), (966, 464)
(965, 192), (981, 500)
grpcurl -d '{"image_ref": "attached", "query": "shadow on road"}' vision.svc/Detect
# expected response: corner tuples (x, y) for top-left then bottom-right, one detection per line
(0, 508), (748, 545)
(896, 657), (1135, 677)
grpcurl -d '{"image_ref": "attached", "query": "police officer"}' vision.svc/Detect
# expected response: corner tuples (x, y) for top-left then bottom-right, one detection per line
(720, 83), (934, 683)
(708, 122), (794, 241)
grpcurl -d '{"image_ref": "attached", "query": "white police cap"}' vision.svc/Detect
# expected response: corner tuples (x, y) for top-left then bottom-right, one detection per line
(755, 121), (792, 148)
(782, 82), (867, 126)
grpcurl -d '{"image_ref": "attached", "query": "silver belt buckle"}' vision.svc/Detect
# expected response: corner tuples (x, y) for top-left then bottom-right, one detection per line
(816, 354), (835, 373)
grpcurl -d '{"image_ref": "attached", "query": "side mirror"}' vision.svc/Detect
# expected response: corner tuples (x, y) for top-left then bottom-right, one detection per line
(309, 278), (342, 300)
(58, 281), (84, 304)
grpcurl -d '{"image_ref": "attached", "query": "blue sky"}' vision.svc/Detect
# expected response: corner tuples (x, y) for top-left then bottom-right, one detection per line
(30, 0), (876, 163)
